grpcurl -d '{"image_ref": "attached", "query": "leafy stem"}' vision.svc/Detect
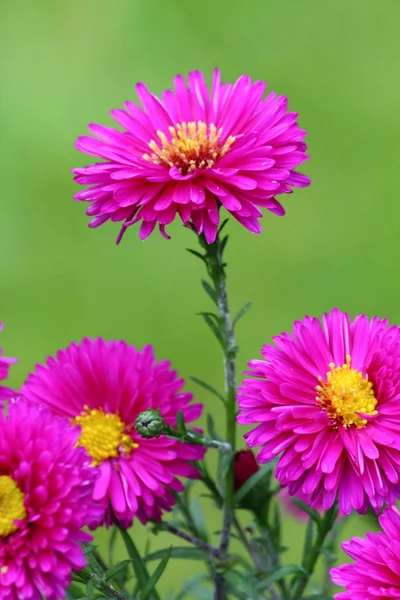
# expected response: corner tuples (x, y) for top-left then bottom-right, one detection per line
(196, 222), (238, 598)
(289, 504), (338, 599)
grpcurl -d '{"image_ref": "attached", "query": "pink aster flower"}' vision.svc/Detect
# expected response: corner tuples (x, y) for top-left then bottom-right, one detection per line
(22, 339), (205, 527)
(331, 506), (400, 599)
(72, 69), (310, 243)
(237, 308), (400, 515)
(0, 322), (17, 401)
(0, 400), (102, 600)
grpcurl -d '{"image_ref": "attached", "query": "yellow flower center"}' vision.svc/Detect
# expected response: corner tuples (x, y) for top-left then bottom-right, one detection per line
(316, 354), (378, 429)
(143, 121), (235, 175)
(0, 476), (26, 538)
(73, 407), (138, 466)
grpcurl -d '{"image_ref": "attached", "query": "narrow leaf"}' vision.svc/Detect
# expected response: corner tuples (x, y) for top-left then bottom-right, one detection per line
(291, 498), (321, 526)
(201, 280), (218, 305)
(217, 451), (234, 495)
(186, 248), (206, 263)
(104, 560), (132, 582)
(119, 529), (160, 600)
(233, 301), (252, 327)
(257, 564), (306, 589)
(140, 549), (171, 600)
(144, 547), (210, 562)
(176, 410), (186, 432)
(174, 575), (210, 600)
(218, 219), (229, 235)
(190, 499), (209, 542)
(108, 526), (118, 566)
(206, 413), (222, 441)
(200, 313), (224, 346)
(190, 377), (225, 404)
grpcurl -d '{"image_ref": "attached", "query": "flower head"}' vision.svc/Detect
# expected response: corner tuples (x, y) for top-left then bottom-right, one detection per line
(331, 506), (400, 599)
(73, 69), (310, 243)
(22, 339), (205, 527)
(0, 400), (101, 600)
(237, 309), (400, 514)
(0, 322), (17, 402)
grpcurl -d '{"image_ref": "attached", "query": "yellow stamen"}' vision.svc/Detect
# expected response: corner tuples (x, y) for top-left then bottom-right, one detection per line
(73, 407), (138, 466)
(316, 354), (378, 429)
(0, 476), (26, 538)
(143, 121), (235, 175)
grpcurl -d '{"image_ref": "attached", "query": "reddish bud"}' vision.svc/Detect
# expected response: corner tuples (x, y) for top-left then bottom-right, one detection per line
(233, 450), (259, 492)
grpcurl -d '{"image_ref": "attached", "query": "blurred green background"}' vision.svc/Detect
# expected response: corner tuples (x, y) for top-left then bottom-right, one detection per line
(1, 0), (399, 595)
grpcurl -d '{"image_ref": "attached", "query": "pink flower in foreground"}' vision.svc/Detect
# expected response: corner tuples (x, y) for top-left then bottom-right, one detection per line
(72, 69), (310, 243)
(0, 322), (17, 401)
(0, 400), (101, 600)
(331, 506), (400, 599)
(237, 309), (400, 515)
(22, 339), (205, 527)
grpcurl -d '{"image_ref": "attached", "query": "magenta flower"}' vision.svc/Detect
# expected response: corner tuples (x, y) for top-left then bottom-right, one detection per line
(72, 69), (310, 243)
(331, 506), (400, 599)
(22, 339), (205, 527)
(0, 400), (102, 600)
(237, 309), (400, 514)
(0, 322), (17, 401)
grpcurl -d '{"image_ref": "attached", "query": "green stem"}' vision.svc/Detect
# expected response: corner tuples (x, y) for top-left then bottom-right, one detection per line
(199, 229), (237, 599)
(119, 528), (161, 600)
(290, 505), (337, 600)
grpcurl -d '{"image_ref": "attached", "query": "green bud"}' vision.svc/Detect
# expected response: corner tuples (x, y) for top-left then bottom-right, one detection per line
(135, 407), (165, 438)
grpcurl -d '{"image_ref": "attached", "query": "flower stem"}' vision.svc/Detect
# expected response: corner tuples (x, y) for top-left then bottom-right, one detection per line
(198, 227), (237, 598)
(156, 522), (220, 558)
(289, 505), (338, 600)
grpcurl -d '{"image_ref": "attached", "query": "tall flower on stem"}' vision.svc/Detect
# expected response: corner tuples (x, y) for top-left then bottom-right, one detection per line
(73, 69), (310, 243)
(237, 309), (400, 514)
(0, 400), (102, 600)
(22, 339), (205, 528)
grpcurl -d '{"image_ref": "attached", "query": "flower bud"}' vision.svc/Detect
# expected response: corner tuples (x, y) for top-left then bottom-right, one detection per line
(233, 450), (260, 492)
(135, 408), (165, 438)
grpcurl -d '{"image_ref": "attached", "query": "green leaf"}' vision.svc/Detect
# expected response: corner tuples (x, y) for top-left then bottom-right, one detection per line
(144, 547), (210, 562)
(186, 248), (206, 263)
(257, 564), (306, 590)
(302, 518), (316, 567)
(176, 410), (186, 432)
(291, 498), (321, 526)
(217, 451), (234, 495)
(271, 502), (282, 549)
(108, 527), (118, 566)
(140, 548), (171, 600)
(233, 301), (252, 327)
(190, 499), (209, 542)
(104, 560), (132, 582)
(201, 279), (218, 305)
(174, 575), (210, 600)
(233, 462), (273, 505)
(222, 569), (260, 599)
(199, 313), (224, 346)
(206, 413), (222, 442)
(218, 219), (229, 235)
(86, 580), (94, 599)
(119, 528), (161, 600)
(83, 544), (99, 557)
(220, 234), (229, 256)
(189, 377), (225, 405)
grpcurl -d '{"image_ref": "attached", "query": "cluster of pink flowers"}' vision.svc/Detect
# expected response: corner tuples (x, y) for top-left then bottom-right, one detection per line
(2, 69), (396, 599)
(0, 329), (204, 598)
